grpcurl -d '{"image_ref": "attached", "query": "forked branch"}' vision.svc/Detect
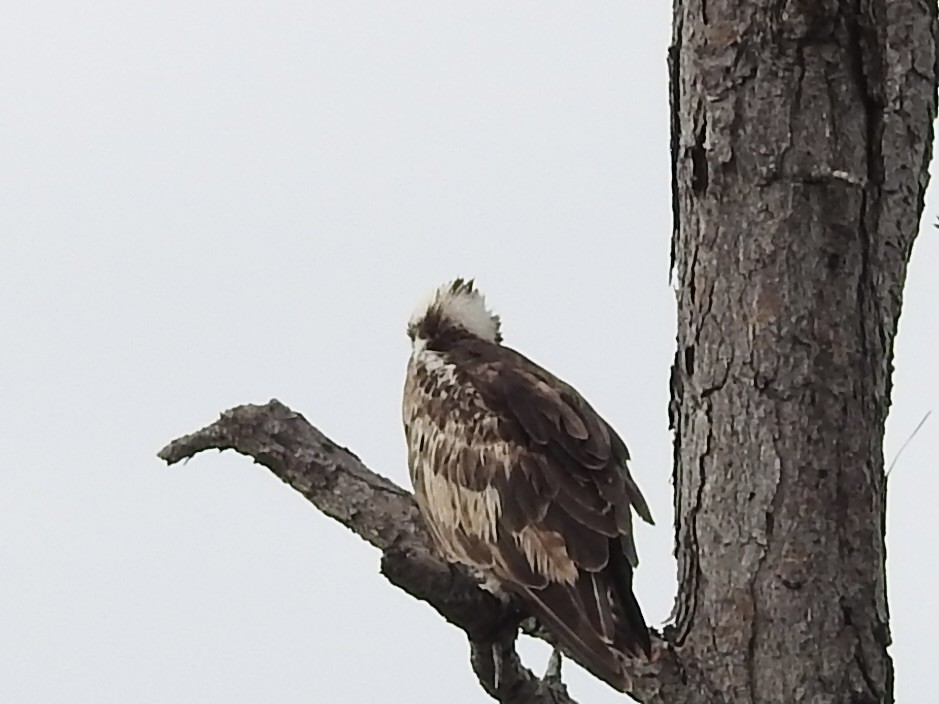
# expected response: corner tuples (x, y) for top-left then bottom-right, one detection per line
(157, 400), (696, 703)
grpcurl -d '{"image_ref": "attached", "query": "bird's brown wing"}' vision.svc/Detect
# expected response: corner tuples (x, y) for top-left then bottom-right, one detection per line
(460, 346), (653, 687)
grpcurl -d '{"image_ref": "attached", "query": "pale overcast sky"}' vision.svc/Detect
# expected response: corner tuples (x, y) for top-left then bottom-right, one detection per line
(2, 3), (937, 703)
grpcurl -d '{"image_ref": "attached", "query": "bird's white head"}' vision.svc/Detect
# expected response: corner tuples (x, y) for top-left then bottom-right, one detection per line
(407, 278), (502, 349)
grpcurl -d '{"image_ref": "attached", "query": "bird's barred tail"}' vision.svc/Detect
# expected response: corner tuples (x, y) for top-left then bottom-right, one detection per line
(609, 548), (652, 659)
(518, 574), (650, 693)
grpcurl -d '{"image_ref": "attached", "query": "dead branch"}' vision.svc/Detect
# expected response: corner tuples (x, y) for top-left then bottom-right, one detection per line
(157, 400), (699, 703)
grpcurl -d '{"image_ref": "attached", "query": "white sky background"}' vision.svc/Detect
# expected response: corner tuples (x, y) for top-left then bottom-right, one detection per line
(1, 2), (937, 702)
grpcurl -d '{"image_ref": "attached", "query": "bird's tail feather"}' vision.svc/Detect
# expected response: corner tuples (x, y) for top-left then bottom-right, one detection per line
(608, 549), (652, 658)
(519, 583), (630, 692)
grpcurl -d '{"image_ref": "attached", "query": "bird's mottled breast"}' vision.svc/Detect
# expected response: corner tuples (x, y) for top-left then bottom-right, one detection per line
(402, 345), (509, 558)
(403, 346), (493, 443)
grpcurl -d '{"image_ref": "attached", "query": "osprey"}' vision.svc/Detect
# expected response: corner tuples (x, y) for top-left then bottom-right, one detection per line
(402, 278), (653, 689)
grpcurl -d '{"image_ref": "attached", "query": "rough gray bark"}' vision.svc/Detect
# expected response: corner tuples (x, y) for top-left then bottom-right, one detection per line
(158, 2), (936, 702)
(667, 1), (936, 702)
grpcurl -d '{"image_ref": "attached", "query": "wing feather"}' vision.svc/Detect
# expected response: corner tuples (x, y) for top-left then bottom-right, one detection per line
(538, 503), (609, 571)
(577, 572), (615, 641)
(501, 464), (551, 531)
(464, 346), (653, 670)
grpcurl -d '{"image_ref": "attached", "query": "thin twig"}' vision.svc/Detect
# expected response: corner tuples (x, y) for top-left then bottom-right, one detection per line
(887, 410), (932, 477)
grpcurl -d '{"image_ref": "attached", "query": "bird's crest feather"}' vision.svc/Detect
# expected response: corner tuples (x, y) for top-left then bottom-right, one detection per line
(407, 277), (502, 344)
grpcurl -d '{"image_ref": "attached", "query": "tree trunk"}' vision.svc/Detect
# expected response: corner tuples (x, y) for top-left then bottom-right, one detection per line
(668, 1), (936, 702)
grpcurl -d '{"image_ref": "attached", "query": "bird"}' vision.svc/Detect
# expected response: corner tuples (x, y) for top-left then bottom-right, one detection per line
(402, 278), (654, 690)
